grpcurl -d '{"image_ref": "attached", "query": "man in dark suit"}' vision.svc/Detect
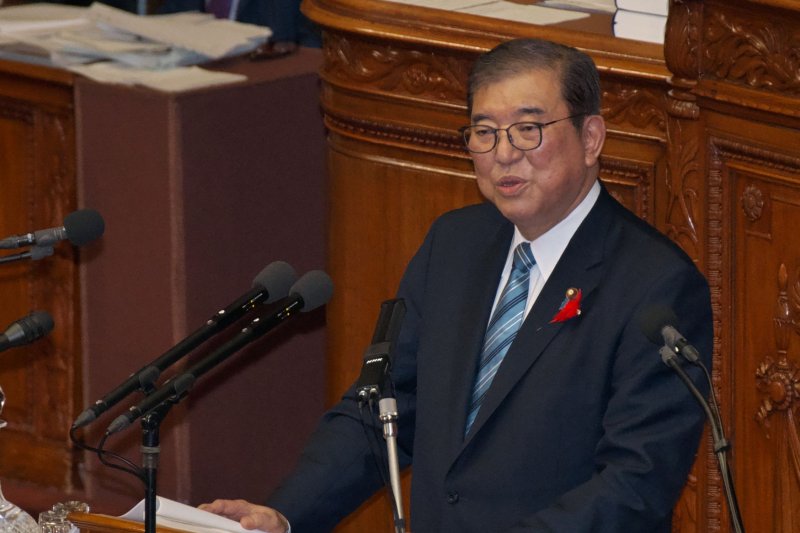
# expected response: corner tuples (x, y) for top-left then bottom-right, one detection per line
(201, 38), (713, 532)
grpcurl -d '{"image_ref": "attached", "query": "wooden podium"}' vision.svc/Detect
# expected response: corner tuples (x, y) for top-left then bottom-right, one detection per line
(68, 513), (185, 533)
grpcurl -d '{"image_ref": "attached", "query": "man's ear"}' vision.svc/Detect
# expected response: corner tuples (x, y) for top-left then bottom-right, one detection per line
(582, 114), (606, 167)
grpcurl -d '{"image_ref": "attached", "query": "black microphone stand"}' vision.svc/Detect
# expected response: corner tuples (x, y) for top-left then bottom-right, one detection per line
(140, 397), (181, 533)
(659, 346), (744, 533)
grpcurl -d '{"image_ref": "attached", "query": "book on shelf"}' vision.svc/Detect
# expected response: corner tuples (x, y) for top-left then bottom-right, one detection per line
(615, 0), (668, 16)
(613, 8), (666, 44)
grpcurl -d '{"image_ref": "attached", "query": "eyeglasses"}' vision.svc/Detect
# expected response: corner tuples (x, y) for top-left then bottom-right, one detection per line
(459, 114), (584, 153)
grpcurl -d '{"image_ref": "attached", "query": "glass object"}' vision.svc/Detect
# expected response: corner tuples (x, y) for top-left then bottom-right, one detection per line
(38, 511), (71, 533)
(0, 386), (39, 533)
(51, 501), (90, 533)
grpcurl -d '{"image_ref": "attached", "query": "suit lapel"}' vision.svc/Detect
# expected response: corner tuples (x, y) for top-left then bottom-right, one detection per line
(460, 189), (617, 448)
(442, 218), (514, 458)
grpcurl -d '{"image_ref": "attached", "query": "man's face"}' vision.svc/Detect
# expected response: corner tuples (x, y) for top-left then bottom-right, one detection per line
(469, 68), (603, 240)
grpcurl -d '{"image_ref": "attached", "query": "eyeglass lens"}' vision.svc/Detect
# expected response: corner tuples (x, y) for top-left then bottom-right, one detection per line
(463, 123), (542, 153)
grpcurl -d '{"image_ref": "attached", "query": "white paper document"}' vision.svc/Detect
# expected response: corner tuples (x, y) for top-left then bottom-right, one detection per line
(0, 2), (270, 90)
(389, 0), (592, 23)
(120, 496), (266, 533)
(87, 3), (270, 59)
(388, 0), (495, 10)
(459, 2), (589, 24)
(0, 3), (89, 34)
(540, 0), (615, 13)
(0, 3), (270, 62)
(69, 62), (247, 92)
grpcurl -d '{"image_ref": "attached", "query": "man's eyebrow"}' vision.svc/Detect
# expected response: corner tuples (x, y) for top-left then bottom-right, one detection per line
(519, 106), (546, 116)
(470, 106), (546, 123)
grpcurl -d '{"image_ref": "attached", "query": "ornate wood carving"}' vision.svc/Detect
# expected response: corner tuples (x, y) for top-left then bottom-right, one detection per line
(324, 112), (464, 153)
(703, 136), (729, 533)
(742, 184), (766, 222)
(754, 263), (800, 531)
(598, 156), (653, 222)
(664, 117), (701, 258)
(703, 4), (800, 95)
(665, 0), (702, 80)
(756, 264), (800, 465)
(601, 81), (668, 135)
(322, 33), (470, 104)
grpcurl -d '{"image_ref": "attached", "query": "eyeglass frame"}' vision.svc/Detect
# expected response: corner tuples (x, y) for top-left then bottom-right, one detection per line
(459, 113), (586, 153)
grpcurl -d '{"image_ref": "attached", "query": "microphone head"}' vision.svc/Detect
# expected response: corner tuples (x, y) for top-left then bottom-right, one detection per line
(639, 305), (678, 345)
(8, 310), (55, 346)
(291, 270), (333, 312)
(253, 261), (297, 303)
(63, 209), (105, 246)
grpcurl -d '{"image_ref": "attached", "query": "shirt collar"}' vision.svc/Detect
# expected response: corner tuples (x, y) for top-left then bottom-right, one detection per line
(510, 180), (601, 283)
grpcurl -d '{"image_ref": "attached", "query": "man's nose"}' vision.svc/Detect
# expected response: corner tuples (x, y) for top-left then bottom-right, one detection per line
(494, 129), (522, 163)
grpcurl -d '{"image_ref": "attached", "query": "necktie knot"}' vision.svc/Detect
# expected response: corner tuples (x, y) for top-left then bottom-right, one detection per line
(512, 242), (535, 274)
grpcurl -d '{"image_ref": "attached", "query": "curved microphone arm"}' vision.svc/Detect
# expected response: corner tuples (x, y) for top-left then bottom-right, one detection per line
(659, 346), (744, 533)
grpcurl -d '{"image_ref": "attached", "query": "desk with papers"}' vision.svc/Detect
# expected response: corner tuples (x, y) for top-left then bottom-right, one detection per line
(0, 2), (271, 91)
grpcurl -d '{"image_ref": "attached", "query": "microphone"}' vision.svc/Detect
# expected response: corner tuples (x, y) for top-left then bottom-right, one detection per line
(639, 305), (701, 363)
(0, 311), (54, 353)
(104, 269), (333, 435)
(641, 306), (745, 533)
(71, 261), (297, 429)
(0, 209), (105, 249)
(356, 298), (406, 403)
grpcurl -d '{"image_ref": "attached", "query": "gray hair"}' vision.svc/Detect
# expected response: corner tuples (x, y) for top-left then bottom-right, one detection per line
(467, 38), (601, 130)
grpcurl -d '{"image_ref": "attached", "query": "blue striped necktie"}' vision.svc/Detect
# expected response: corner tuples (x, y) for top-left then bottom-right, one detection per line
(465, 242), (536, 436)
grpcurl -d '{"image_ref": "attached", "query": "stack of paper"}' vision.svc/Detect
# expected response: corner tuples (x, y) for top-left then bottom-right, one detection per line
(0, 2), (270, 90)
(119, 496), (264, 533)
(613, 0), (668, 44)
(0, 3), (270, 68)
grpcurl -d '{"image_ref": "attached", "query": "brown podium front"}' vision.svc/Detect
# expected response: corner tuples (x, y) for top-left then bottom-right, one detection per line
(68, 513), (185, 533)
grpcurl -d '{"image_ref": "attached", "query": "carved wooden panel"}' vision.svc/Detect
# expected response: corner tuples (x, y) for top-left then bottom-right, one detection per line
(711, 124), (800, 533)
(0, 62), (81, 497)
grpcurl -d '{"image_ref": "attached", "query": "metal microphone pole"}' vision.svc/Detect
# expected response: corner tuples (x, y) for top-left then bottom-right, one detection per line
(378, 397), (405, 533)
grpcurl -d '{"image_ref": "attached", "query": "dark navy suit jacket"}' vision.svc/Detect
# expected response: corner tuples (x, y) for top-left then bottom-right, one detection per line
(268, 186), (713, 532)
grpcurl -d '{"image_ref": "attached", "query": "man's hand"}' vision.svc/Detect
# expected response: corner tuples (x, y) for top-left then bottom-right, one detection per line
(199, 499), (290, 533)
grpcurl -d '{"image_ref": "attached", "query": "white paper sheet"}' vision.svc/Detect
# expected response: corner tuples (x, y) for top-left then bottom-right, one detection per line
(120, 496), (266, 533)
(0, 3), (89, 34)
(459, 2), (589, 24)
(87, 3), (269, 59)
(540, 0), (615, 13)
(69, 62), (247, 92)
(388, 0), (496, 10)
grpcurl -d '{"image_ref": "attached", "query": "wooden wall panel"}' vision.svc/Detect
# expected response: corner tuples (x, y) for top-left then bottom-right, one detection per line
(0, 60), (81, 499)
(708, 119), (800, 533)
